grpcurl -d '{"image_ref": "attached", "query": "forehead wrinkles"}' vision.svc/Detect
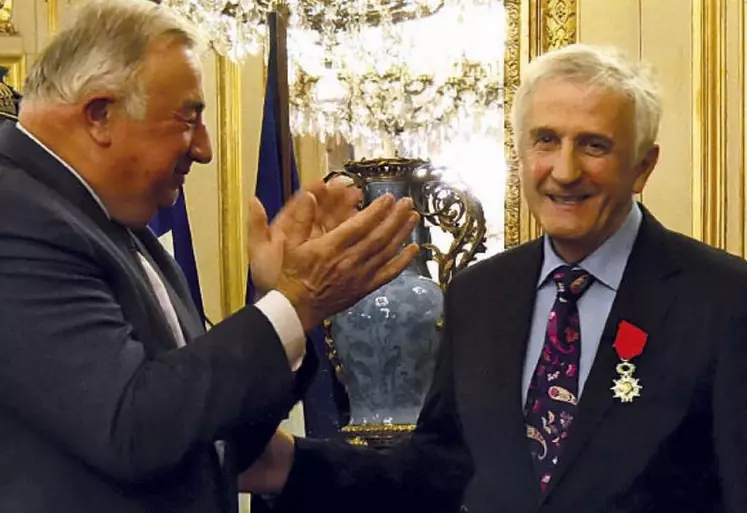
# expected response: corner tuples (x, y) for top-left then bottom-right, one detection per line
(526, 80), (635, 142)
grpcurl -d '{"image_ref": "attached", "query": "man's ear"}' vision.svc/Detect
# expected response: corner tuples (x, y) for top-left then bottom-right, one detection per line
(82, 94), (116, 146)
(632, 144), (659, 194)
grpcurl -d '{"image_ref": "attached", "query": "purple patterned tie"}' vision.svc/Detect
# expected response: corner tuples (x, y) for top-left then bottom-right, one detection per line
(524, 265), (594, 493)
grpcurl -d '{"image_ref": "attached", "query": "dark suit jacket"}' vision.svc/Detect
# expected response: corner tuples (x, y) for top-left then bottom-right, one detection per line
(271, 207), (747, 513)
(0, 122), (315, 513)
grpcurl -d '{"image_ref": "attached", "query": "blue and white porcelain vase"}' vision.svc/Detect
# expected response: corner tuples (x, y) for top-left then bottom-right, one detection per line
(325, 158), (486, 447)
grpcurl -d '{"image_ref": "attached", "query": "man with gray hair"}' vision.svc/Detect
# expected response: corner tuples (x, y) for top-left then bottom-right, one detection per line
(241, 43), (747, 512)
(0, 0), (420, 512)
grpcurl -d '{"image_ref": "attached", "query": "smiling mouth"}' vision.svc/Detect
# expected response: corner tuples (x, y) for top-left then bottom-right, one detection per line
(548, 194), (591, 205)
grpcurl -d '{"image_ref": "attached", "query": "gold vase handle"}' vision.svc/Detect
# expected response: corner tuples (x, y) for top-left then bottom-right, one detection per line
(408, 164), (487, 290)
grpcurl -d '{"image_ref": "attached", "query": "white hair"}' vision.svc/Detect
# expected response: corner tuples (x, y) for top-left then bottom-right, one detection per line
(511, 43), (662, 162)
(23, 0), (204, 118)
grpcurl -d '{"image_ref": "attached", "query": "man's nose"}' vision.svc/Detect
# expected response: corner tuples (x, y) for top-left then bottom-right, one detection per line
(549, 142), (582, 184)
(190, 123), (213, 164)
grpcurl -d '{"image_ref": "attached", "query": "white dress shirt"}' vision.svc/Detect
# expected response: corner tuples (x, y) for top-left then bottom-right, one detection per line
(15, 122), (306, 369)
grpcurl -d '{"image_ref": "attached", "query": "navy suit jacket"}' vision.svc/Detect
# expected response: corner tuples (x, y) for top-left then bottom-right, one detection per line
(0, 122), (315, 513)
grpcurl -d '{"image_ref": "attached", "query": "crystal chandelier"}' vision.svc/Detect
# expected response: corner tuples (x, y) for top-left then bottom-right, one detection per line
(162, 0), (271, 59)
(162, 0), (505, 156)
(287, 0), (505, 156)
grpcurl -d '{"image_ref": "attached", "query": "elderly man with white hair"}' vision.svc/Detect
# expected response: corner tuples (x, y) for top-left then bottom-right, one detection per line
(0, 0), (421, 512)
(242, 43), (747, 513)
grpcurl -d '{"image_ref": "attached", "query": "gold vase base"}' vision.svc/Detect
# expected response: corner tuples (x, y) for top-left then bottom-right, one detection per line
(342, 424), (416, 449)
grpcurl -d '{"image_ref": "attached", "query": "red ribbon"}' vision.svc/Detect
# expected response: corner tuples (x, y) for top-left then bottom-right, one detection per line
(613, 321), (648, 360)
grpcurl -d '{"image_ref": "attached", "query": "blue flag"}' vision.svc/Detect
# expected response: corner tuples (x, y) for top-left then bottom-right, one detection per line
(247, 32), (344, 439)
(149, 187), (205, 323)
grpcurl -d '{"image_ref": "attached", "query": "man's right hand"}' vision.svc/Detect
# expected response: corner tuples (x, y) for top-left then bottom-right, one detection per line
(248, 190), (419, 331)
(246, 181), (361, 301)
(237, 428), (295, 495)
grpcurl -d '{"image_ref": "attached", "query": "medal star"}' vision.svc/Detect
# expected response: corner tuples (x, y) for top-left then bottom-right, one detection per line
(611, 374), (642, 403)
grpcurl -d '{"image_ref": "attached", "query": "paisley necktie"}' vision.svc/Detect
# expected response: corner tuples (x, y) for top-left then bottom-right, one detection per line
(524, 265), (594, 492)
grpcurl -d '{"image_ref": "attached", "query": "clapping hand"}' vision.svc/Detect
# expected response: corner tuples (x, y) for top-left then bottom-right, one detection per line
(247, 181), (419, 330)
(247, 180), (362, 300)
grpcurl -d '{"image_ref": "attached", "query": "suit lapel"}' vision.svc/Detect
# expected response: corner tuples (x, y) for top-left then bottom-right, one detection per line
(541, 210), (681, 503)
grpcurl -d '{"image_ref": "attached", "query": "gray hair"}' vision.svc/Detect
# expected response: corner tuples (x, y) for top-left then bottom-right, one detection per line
(511, 43), (662, 162)
(23, 0), (203, 118)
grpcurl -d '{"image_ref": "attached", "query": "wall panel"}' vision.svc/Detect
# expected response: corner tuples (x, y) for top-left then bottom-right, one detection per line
(641, 0), (694, 237)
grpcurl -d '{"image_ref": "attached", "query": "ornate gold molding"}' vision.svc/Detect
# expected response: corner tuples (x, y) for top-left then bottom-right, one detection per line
(504, 0), (577, 248)
(503, 0), (522, 249)
(692, 0), (727, 250)
(46, 0), (59, 35)
(0, 53), (25, 90)
(216, 56), (246, 317)
(0, 0), (17, 35)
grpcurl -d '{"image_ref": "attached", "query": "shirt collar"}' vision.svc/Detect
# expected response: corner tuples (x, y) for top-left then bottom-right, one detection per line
(15, 122), (111, 219)
(538, 202), (643, 291)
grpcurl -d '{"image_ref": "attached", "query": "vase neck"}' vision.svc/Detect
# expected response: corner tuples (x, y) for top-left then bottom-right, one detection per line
(363, 181), (409, 204)
(362, 180), (432, 279)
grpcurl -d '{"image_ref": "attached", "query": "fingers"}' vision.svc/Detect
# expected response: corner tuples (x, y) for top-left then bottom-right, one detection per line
(325, 179), (362, 210)
(358, 211), (420, 277)
(249, 228), (285, 299)
(322, 194), (403, 250)
(310, 195), (417, 283)
(304, 180), (327, 199)
(305, 179), (357, 207)
(270, 190), (317, 249)
(310, 180), (363, 233)
(326, 174), (356, 188)
(247, 197), (286, 298)
(353, 198), (418, 259)
(322, 188), (361, 232)
(274, 196), (420, 330)
(246, 196), (270, 251)
(369, 243), (421, 289)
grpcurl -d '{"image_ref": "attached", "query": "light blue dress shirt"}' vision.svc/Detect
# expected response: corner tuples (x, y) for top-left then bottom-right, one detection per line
(521, 203), (643, 406)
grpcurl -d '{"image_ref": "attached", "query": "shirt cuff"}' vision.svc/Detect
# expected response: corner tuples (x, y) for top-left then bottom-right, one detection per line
(255, 290), (306, 371)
